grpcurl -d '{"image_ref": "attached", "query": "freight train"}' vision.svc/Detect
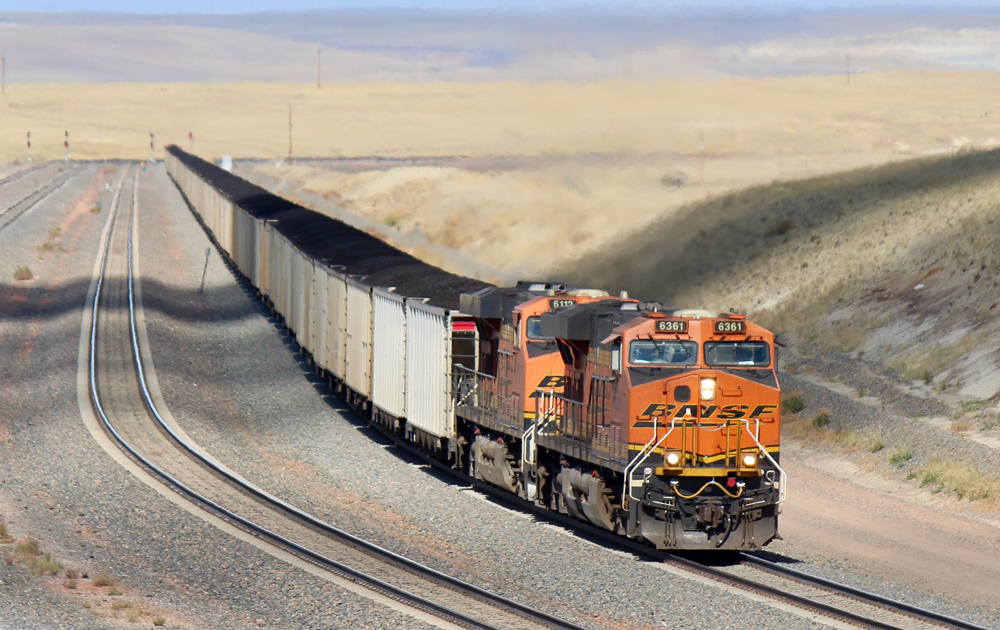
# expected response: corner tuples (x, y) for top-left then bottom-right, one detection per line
(165, 147), (785, 550)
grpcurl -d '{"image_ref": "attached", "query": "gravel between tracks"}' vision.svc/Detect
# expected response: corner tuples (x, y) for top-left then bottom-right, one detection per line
(139, 162), (865, 630)
(0, 163), (439, 630)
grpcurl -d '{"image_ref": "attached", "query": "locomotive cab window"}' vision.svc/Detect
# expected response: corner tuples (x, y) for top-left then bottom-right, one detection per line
(704, 341), (770, 367)
(525, 316), (553, 341)
(629, 340), (698, 366)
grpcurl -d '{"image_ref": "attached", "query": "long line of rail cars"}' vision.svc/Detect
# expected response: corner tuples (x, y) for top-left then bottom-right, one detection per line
(165, 146), (786, 550)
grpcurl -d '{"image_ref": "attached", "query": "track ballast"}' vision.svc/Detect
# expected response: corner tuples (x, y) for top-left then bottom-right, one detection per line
(85, 165), (600, 630)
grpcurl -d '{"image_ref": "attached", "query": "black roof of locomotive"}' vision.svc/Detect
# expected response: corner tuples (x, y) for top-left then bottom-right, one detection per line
(541, 300), (675, 347)
(167, 146), (490, 308)
(459, 281), (570, 319)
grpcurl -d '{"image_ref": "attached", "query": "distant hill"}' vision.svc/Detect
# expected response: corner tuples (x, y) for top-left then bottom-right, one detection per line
(2, 8), (1000, 82)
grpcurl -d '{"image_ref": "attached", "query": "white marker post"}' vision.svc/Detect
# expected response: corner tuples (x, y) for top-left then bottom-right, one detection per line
(64, 131), (70, 162)
(26, 131), (31, 163)
(149, 132), (155, 163)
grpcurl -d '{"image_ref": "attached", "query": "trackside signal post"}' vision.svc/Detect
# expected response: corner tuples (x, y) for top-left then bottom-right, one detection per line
(64, 131), (70, 162)
(26, 131), (31, 162)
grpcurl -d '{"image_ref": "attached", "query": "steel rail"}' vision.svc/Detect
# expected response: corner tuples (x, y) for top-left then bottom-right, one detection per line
(0, 166), (81, 232)
(739, 554), (995, 630)
(0, 163), (48, 188)
(364, 418), (994, 630)
(91, 168), (591, 630)
(165, 169), (994, 630)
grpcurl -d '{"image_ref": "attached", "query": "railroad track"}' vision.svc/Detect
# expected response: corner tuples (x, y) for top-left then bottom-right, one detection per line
(0, 162), (48, 188)
(85, 166), (595, 630)
(0, 164), (82, 233)
(173, 166), (996, 630)
(366, 426), (995, 630)
(730, 554), (994, 630)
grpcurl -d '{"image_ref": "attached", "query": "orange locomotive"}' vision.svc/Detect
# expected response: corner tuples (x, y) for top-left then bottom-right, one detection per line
(455, 283), (627, 491)
(457, 293), (783, 550)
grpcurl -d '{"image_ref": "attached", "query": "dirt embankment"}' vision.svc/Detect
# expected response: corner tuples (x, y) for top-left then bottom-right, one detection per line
(562, 147), (1000, 402)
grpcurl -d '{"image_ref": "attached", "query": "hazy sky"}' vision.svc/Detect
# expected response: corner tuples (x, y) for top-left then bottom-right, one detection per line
(4, 0), (999, 13)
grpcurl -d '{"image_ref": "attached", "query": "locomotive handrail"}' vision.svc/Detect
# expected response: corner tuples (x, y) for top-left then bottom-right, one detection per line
(454, 373), (479, 407)
(621, 414), (679, 509)
(453, 364), (496, 409)
(742, 417), (786, 506)
(524, 388), (566, 469)
(453, 363), (495, 381)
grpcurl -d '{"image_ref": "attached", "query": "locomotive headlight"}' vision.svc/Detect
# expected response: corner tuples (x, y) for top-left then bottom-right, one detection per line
(665, 452), (681, 467)
(700, 378), (716, 401)
(742, 453), (758, 467)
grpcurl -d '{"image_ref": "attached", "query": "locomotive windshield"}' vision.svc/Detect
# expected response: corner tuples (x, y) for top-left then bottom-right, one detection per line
(629, 340), (698, 365)
(526, 316), (553, 340)
(704, 341), (770, 367)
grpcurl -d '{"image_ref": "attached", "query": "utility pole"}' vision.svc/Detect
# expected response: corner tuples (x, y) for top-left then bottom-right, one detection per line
(317, 47), (321, 89)
(288, 104), (293, 159)
(846, 54), (850, 85)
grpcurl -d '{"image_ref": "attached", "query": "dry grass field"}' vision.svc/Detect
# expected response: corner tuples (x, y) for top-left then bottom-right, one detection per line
(4, 71), (1000, 397)
(563, 147), (1000, 397)
(222, 70), (1000, 277)
(1, 71), (997, 164)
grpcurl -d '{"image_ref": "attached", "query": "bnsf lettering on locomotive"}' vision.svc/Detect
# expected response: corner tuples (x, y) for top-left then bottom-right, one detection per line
(537, 375), (565, 388)
(655, 320), (687, 333)
(637, 403), (772, 423)
(675, 404), (698, 418)
(716, 404), (750, 419)
(549, 299), (575, 309)
(714, 320), (746, 334)
(639, 402), (667, 417)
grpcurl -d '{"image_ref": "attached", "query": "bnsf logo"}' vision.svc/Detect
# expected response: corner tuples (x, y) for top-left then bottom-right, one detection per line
(529, 375), (565, 397)
(633, 402), (777, 427)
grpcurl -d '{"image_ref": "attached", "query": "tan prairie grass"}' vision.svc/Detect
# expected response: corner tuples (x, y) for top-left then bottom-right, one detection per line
(786, 413), (1000, 510)
(950, 421), (972, 434)
(560, 142), (1000, 396)
(4, 71), (1000, 164)
(4, 537), (62, 576)
(12, 266), (33, 281)
(4, 71), (1000, 278)
(91, 571), (116, 587)
(891, 332), (985, 383)
(227, 70), (1000, 277)
(915, 459), (1000, 507)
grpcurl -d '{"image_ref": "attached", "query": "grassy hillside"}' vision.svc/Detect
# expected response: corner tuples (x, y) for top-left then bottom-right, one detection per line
(560, 148), (1000, 399)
